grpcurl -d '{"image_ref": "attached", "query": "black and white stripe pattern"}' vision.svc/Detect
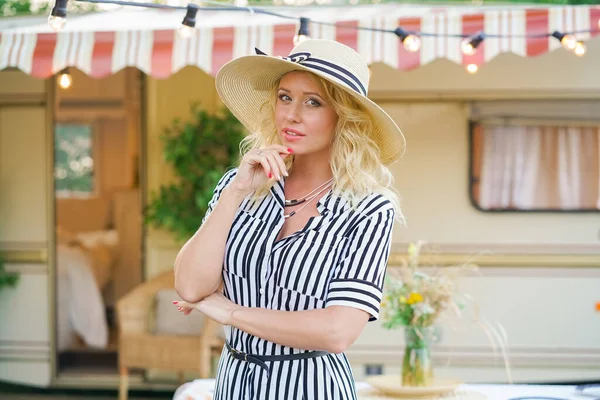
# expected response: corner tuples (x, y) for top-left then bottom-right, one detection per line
(254, 48), (367, 97)
(204, 168), (395, 400)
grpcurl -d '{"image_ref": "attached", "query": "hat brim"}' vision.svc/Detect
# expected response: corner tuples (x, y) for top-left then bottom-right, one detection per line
(215, 55), (406, 165)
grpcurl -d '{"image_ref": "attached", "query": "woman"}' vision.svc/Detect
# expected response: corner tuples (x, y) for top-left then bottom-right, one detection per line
(172, 39), (406, 399)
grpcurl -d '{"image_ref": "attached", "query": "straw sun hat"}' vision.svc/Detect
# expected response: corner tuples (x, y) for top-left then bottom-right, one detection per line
(215, 39), (406, 165)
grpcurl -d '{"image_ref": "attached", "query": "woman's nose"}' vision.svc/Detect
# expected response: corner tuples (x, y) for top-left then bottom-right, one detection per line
(286, 104), (301, 123)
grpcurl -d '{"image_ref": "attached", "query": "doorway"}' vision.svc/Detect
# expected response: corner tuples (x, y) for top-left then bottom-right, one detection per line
(52, 67), (144, 376)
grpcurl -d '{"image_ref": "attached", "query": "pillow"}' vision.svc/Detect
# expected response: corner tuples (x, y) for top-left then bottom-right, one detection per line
(56, 225), (78, 245)
(152, 289), (206, 336)
(76, 230), (119, 250)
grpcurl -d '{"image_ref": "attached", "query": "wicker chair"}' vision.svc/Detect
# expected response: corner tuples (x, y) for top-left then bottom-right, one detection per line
(116, 270), (224, 400)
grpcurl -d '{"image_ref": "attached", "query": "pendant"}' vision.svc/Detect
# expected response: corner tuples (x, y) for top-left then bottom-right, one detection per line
(284, 198), (305, 207)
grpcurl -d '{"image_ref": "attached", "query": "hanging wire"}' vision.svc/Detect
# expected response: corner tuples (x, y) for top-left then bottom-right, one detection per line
(68, 0), (600, 39)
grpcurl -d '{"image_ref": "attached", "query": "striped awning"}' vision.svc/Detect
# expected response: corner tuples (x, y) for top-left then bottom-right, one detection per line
(1, 4), (599, 79)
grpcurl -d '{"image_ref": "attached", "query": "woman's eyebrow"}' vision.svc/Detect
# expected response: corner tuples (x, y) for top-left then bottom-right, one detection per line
(278, 87), (325, 99)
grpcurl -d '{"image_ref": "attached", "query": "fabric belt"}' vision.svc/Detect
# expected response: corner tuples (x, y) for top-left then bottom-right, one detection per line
(225, 342), (329, 379)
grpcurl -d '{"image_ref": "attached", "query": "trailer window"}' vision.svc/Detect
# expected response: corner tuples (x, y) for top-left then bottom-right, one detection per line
(470, 123), (600, 212)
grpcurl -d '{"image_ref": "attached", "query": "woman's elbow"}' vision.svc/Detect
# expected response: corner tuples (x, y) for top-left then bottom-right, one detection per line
(322, 308), (369, 354)
(174, 284), (202, 304)
(174, 274), (202, 303)
(322, 324), (357, 354)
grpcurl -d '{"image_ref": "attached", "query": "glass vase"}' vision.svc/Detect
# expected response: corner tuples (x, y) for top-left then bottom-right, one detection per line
(402, 326), (435, 386)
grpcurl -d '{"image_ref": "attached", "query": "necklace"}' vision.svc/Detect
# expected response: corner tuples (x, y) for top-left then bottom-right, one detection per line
(283, 181), (333, 219)
(284, 178), (334, 207)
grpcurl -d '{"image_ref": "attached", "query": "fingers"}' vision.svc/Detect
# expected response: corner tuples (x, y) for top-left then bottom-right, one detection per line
(268, 144), (294, 158)
(173, 300), (193, 315)
(265, 153), (286, 181)
(241, 146), (292, 183)
(272, 153), (288, 179)
(258, 147), (291, 180)
(246, 153), (275, 179)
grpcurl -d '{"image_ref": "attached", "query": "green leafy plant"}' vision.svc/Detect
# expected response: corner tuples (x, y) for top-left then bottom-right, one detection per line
(0, 0), (97, 17)
(0, 254), (19, 292)
(144, 104), (245, 242)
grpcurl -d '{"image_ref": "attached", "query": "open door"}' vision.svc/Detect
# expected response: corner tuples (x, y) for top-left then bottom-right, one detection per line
(0, 70), (55, 387)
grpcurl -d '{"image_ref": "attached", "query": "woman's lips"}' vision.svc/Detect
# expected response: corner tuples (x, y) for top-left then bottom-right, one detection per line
(282, 129), (305, 142)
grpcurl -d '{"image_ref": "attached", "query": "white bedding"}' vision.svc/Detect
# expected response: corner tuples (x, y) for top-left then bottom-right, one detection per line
(56, 230), (118, 351)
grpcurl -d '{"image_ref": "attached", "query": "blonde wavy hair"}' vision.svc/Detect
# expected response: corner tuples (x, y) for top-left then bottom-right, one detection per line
(239, 71), (404, 224)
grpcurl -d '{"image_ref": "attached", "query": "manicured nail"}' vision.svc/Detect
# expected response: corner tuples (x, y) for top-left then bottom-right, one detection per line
(287, 148), (293, 153)
(268, 172), (272, 178)
(172, 301), (178, 304)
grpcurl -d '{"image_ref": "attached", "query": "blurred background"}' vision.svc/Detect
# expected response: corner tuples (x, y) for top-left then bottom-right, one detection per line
(0, 0), (599, 398)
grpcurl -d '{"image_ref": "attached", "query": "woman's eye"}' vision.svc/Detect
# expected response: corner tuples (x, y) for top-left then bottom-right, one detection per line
(307, 98), (321, 107)
(278, 94), (291, 101)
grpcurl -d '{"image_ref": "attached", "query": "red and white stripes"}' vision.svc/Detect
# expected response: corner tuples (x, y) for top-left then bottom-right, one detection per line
(0, 5), (597, 79)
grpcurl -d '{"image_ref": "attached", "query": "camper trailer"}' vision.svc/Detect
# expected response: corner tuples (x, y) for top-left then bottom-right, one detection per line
(0, 2), (599, 393)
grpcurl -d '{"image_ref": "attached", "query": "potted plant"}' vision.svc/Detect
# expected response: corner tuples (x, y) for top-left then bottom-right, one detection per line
(145, 104), (245, 241)
(380, 241), (509, 387)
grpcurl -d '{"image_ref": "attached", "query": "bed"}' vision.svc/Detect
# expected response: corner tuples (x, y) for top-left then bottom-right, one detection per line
(55, 189), (141, 351)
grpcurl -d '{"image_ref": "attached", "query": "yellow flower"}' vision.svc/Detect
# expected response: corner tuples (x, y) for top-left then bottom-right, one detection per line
(407, 292), (423, 305)
(400, 296), (407, 304)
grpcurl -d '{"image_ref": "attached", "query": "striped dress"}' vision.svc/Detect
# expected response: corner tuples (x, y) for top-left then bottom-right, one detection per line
(203, 168), (395, 400)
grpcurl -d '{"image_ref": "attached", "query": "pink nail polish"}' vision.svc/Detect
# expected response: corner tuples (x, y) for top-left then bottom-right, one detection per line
(173, 301), (178, 304)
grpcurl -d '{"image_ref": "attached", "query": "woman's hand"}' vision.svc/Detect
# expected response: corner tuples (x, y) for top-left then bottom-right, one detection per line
(229, 145), (293, 195)
(173, 292), (240, 326)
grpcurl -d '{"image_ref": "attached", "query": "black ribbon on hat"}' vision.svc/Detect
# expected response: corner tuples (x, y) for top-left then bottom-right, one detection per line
(253, 47), (367, 96)
(255, 47), (311, 63)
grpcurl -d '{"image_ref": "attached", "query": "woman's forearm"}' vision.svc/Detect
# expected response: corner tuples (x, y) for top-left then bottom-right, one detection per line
(229, 305), (366, 354)
(174, 187), (247, 303)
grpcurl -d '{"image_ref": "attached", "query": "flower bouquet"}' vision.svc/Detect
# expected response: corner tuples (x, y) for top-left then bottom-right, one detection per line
(380, 241), (509, 387)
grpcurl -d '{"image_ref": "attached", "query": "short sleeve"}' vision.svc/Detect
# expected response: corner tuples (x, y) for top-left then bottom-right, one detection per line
(325, 202), (395, 322)
(200, 168), (238, 225)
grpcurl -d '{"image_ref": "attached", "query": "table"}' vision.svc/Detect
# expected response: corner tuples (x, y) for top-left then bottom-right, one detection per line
(173, 379), (599, 400)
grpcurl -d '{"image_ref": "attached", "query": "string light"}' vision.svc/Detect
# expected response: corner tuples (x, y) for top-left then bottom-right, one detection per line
(48, 0), (67, 32)
(394, 27), (421, 52)
(461, 32), (485, 55)
(466, 64), (478, 74)
(293, 17), (311, 46)
(179, 4), (199, 39)
(575, 41), (586, 56)
(57, 68), (72, 89)
(46, 0), (597, 62)
(551, 31), (577, 50)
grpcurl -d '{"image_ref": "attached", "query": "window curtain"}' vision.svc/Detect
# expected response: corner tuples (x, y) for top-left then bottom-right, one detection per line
(478, 125), (599, 210)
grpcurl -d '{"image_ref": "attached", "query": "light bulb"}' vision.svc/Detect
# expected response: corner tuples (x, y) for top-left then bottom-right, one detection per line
(403, 35), (421, 52)
(574, 41), (586, 56)
(58, 71), (72, 89)
(560, 34), (577, 50)
(179, 4), (198, 39)
(461, 39), (476, 56)
(461, 32), (484, 56)
(466, 64), (478, 74)
(178, 24), (195, 39)
(48, 15), (66, 32)
(293, 34), (309, 46)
